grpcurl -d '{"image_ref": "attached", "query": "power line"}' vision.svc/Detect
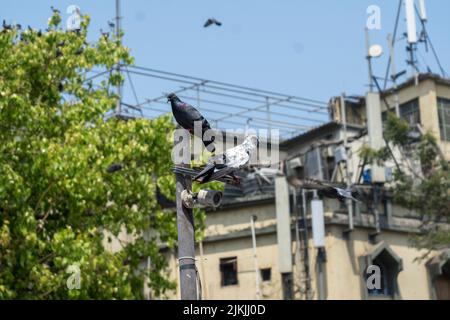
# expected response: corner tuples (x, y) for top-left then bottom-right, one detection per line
(414, 4), (448, 78)
(135, 100), (301, 135)
(383, 0), (403, 90)
(125, 66), (141, 107)
(83, 69), (111, 83)
(176, 94), (324, 124)
(90, 63), (329, 138)
(181, 86), (329, 114)
(128, 65), (329, 106)
(140, 98), (311, 131)
(126, 68), (329, 112)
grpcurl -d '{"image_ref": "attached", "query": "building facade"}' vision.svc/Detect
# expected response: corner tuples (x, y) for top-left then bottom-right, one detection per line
(163, 73), (450, 300)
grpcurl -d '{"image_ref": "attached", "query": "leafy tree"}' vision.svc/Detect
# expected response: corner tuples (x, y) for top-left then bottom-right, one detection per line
(0, 10), (217, 299)
(360, 112), (450, 256)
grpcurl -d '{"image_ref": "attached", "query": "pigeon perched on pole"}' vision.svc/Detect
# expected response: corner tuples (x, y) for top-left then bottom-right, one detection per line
(203, 18), (222, 28)
(167, 93), (215, 153)
(194, 135), (258, 184)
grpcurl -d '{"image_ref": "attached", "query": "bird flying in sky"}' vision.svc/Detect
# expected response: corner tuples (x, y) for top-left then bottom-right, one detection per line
(203, 18), (222, 28)
(194, 135), (259, 184)
(167, 93), (215, 153)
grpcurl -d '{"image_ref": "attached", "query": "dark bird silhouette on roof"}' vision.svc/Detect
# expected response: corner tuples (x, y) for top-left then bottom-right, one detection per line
(167, 93), (216, 153)
(2, 20), (12, 31)
(203, 18), (222, 28)
(100, 29), (110, 39)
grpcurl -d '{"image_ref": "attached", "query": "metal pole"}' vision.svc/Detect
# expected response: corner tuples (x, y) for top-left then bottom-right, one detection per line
(199, 240), (208, 299)
(146, 256), (152, 300)
(313, 190), (326, 300)
(365, 28), (374, 92)
(340, 94), (354, 232)
(115, 0), (122, 115)
(293, 188), (303, 293)
(266, 97), (271, 132)
(250, 215), (261, 300)
(301, 189), (312, 300)
(316, 248), (327, 300)
(387, 34), (400, 117)
(175, 135), (198, 300)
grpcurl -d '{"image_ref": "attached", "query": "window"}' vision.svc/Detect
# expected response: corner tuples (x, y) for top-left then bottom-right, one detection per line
(260, 268), (272, 282)
(400, 99), (420, 127)
(220, 257), (238, 286)
(435, 263), (450, 300)
(427, 250), (450, 300)
(367, 258), (395, 297)
(437, 98), (450, 142)
(360, 242), (403, 300)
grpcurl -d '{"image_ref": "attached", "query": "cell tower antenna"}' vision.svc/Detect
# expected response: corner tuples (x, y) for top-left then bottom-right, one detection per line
(405, 0), (418, 44)
(418, 0), (428, 22)
(404, 0), (419, 80)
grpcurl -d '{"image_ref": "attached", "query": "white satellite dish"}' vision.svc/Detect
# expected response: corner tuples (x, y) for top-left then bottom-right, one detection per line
(368, 44), (383, 58)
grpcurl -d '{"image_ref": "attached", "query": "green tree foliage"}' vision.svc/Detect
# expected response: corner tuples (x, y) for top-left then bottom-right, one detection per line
(360, 112), (450, 254)
(0, 11), (209, 299)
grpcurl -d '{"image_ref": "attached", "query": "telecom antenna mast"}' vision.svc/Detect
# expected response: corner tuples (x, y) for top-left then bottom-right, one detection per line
(115, 0), (123, 116)
(404, 0), (419, 80)
(418, 0), (428, 22)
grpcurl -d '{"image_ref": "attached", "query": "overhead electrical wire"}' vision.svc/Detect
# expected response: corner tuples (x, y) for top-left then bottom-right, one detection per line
(127, 68), (328, 112)
(414, 4), (448, 78)
(383, 0), (403, 90)
(127, 65), (329, 106)
(88, 64), (329, 139)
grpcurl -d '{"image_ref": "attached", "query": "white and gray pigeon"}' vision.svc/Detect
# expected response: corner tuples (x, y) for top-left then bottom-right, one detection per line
(194, 135), (258, 184)
(334, 186), (361, 203)
(313, 181), (362, 203)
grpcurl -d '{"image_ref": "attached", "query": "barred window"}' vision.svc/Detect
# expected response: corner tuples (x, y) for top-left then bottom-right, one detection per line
(400, 99), (420, 127)
(437, 98), (450, 142)
(220, 257), (238, 286)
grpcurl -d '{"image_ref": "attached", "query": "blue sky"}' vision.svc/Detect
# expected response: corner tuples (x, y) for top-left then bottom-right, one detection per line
(2, 0), (450, 131)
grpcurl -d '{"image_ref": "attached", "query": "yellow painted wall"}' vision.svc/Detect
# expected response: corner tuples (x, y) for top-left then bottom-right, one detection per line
(164, 205), (435, 300)
(324, 226), (432, 300)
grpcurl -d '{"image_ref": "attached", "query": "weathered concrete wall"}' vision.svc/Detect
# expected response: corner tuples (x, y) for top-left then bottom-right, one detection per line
(163, 200), (435, 300)
(383, 78), (450, 160)
(324, 226), (432, 300)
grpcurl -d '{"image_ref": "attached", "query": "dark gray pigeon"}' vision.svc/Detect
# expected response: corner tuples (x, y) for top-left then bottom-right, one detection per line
(167, 93), (215, 153)
(292, 178), (362, 203)
(106, 163), (124, 174)
(194, 135), (258, 184)
(203, 18), (222, 28)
